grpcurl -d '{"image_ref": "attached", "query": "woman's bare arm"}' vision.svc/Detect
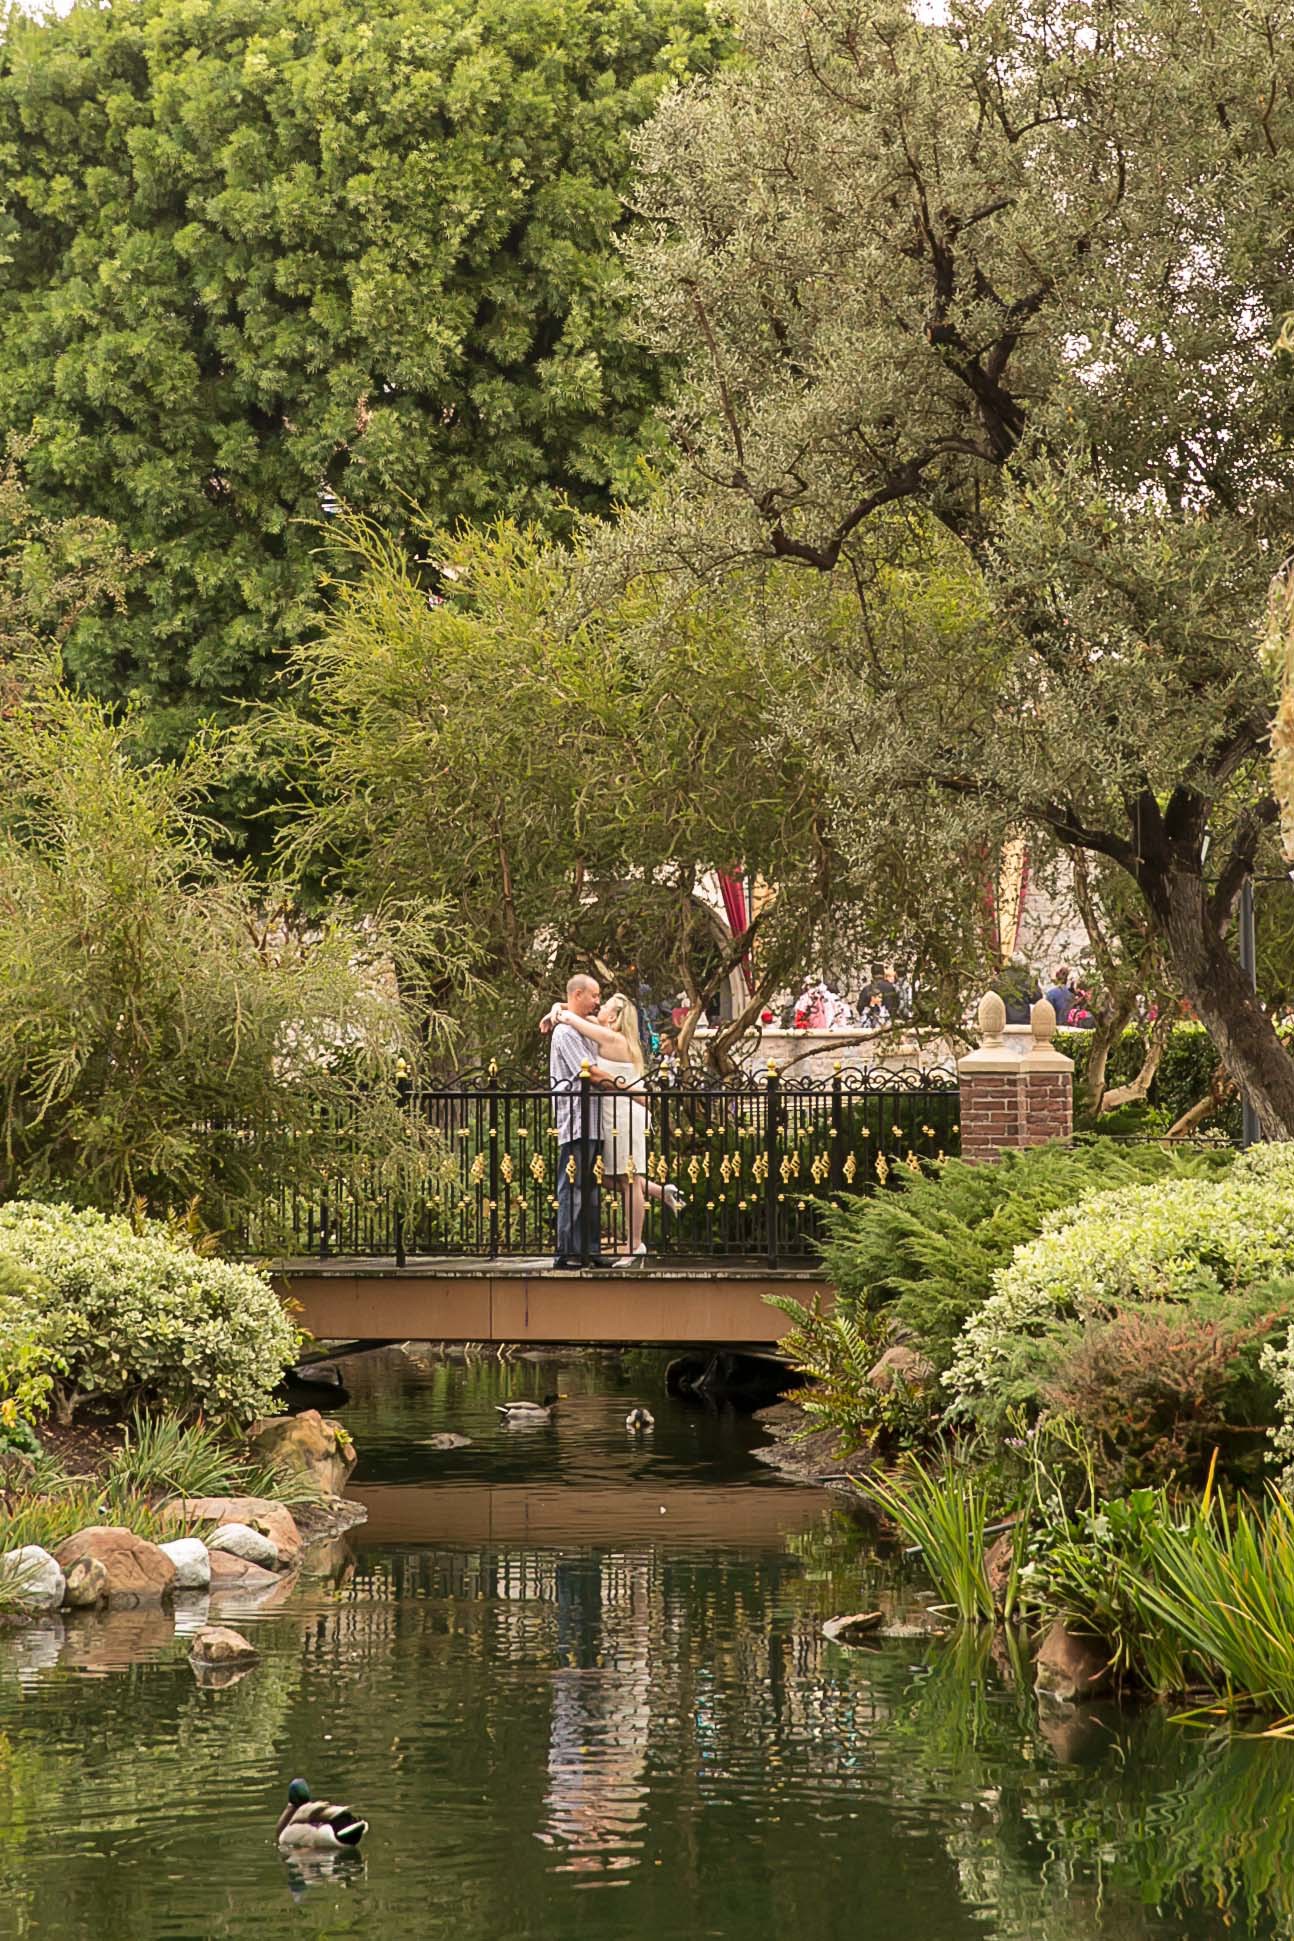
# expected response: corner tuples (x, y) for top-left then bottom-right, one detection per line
(550, 1006), (629, 1059)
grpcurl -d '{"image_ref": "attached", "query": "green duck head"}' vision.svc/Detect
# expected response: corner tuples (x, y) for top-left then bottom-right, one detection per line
(287, 1779), (312, 1807)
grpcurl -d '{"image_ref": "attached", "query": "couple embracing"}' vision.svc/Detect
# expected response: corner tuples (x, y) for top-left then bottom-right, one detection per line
(543, 974), (685, 1269)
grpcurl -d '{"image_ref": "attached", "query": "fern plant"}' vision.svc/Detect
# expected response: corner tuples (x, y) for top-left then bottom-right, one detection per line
(767, 1293), (936, 1451)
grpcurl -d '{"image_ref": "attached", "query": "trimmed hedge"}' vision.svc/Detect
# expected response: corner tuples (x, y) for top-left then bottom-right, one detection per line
(946, 1145), (1294, 1441)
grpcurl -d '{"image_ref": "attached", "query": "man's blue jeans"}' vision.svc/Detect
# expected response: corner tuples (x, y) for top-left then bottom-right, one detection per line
(556, 1139), (600, 1260)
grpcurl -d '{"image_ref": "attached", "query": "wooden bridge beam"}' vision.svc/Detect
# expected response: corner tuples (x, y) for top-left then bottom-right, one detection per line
(272, 1260), (827, 1347)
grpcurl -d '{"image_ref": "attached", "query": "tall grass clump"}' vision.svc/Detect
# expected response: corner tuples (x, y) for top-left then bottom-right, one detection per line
(860, 1452), (1017, 1623)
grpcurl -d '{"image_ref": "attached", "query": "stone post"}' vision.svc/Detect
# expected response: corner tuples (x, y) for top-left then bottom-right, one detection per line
(957, 993), (1074, 1164)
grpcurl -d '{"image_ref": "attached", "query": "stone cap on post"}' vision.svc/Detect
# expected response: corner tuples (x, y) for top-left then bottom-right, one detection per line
(1024, 995), (1075, 1074)
(957, 991), (1075, 1077)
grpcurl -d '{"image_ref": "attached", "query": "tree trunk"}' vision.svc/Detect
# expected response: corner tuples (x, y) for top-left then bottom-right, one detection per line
(1142, 862), (1294, 1139)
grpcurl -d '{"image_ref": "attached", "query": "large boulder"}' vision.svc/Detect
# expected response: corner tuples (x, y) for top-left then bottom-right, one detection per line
(163, 1497), (301, 1568)
(53, 1527), (175, 1608)
(1034, 1620), (1112, 1704)
(246, 1411), (356, 1497)
(159, 1538), (211, 1591)
(207, 1523), (278, 1570)
(0, 1544), (65, 1612)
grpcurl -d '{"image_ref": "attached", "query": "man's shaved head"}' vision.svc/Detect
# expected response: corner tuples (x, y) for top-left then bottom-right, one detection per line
(567, 974), (600, 1001)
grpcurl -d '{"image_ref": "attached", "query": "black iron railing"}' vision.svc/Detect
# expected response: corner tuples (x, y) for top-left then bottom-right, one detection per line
(237, 1065), (959, 1266)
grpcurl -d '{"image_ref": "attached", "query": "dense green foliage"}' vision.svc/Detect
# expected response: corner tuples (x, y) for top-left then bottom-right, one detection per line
(0, 1201), (300, 1424)
(0, 674), (465, 1218)
(820, 1139), (1232, 1371)
(279, 517), (935, 1059)
(622, 0), (1294, 1131)
(947, 1146), (1294, 1440)
(0, 0), (726, 828)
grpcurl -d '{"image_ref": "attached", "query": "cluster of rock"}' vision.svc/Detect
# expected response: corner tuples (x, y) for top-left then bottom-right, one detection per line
(0, 1410), (357, 1622)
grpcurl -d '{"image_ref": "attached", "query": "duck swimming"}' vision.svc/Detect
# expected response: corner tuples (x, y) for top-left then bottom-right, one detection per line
(625, 1407), (655, 1432)
(496, 1393), (561, 1423)
(276, 1779), (368, 1851)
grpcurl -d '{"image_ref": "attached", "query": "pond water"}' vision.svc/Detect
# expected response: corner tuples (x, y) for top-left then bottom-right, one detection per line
(1, 1350), (1292, 1940)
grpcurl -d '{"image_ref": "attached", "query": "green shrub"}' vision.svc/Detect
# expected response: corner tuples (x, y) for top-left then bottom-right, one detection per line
(947, 1145), (1294, 1437)
(1035, 1482), (1294, 1713)
(820, 1137), (1233, 1371)
(0, 1200), (299, 1424)
(767, 1295), (938, 1451)
(1039, 1295), (1282, 1490)
(0, 1252), (59, 1445)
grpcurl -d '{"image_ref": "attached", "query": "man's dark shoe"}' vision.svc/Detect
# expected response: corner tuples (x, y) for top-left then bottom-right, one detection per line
(587, 1255), (616, 1269)
(551, 1257), (578, 1270)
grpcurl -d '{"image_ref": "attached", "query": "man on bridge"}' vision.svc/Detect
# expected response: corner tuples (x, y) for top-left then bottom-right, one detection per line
(547, 974), (618, 1269)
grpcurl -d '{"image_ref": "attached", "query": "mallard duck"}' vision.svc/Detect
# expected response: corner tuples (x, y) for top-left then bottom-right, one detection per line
(276, 1778), (368, 1850)
(496, 1393), (561, 1423)
(625, 1407), (655, 1432)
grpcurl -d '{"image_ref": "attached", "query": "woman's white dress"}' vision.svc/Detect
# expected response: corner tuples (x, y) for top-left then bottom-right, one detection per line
(600, 1058), (649, 1179)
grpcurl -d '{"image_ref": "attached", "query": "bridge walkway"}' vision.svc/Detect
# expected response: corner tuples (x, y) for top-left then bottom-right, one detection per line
(273, 1256), (828, 1347)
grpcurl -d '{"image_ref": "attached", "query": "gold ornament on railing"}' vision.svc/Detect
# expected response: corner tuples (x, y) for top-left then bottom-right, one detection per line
(565, 1154), (578, 1183)
(593, 1155), (605, 1184)
(842, 1152), (858, 1184)
(530, 1154), (546, 1183)
(500, 1154), (514, 1185)
(469, 1153), (486, 1185)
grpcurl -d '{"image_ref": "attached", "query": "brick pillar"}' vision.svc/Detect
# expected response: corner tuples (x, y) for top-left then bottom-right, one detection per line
(958, 993), (1074, 1164)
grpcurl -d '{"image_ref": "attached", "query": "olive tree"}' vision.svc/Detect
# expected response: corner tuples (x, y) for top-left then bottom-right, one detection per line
(622, 0), (1294, 1133)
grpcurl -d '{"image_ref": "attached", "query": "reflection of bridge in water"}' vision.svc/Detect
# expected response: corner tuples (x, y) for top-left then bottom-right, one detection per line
(354, 1479), (834, 1548)
(274, 1257), (829, 1347)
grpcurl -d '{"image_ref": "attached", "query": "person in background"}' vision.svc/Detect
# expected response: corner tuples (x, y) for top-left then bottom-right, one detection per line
(991, 958), (1042, 1025)
(1044, 965), (1076, 1024)
(857, 965), (901, 1021)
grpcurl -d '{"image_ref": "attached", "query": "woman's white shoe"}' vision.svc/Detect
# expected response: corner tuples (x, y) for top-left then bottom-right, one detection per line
(662, 1185), (687, 1213)
(612, 1244), (648, 1267)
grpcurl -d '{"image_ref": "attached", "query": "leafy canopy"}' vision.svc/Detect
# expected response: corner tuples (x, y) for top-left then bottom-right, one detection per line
(0, 0), (727, 831)
(620, 0), (1294, 1128)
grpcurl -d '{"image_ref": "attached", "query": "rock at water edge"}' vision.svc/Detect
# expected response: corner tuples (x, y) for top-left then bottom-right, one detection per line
(0, 1545), (65, 1613)
(164, 1496), (302, 1568)
(54, 1528), (177, 1608)
(1034, 1620), (1111, 1704)
(207, 1523), (278, 1570)
(159, 1538), (211, 1591)
(62, 1556), (108, 1610)
(245, 1410), (357, 1497)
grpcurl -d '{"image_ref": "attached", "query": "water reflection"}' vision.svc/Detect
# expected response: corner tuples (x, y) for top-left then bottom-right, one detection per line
(0, 1352), (1290, 1939)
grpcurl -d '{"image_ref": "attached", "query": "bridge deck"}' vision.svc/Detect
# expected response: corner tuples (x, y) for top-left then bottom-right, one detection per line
(273, 1256), (826, 1346)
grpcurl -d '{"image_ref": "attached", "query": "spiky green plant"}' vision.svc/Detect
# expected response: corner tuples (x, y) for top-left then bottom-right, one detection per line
(859, 1451), (1015, 1623)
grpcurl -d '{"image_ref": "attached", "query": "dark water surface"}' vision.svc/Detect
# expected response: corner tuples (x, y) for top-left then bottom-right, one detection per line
(0, 1349), (1290, 1940)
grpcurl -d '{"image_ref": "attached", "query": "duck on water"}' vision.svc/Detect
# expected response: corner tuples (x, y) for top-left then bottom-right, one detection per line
(276, 1780), (368, 1851)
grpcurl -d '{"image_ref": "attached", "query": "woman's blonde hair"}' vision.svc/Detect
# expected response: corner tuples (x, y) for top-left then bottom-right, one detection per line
(603, 993), (645, 1073)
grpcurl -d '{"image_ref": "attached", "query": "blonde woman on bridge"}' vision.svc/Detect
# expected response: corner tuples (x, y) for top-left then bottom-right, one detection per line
(544, 993), (686, 1262)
